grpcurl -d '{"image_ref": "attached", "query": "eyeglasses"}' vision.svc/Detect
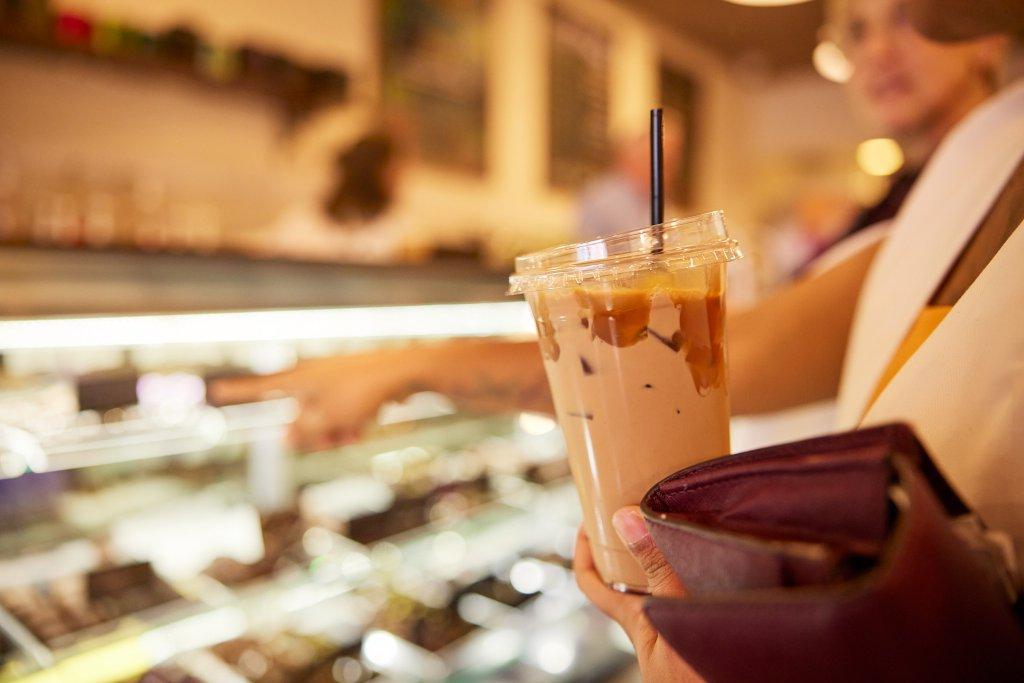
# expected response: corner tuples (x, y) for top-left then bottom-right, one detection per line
(829, 0), (917, 57)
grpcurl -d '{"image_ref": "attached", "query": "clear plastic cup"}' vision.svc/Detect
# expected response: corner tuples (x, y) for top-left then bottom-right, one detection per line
(509, 211), (742, 592)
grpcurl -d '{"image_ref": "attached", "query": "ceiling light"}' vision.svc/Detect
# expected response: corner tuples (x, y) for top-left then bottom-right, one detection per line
(723, 0), (814, 6)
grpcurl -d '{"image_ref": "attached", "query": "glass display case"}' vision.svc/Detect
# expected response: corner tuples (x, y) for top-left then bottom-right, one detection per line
(0, 286), (637, 683)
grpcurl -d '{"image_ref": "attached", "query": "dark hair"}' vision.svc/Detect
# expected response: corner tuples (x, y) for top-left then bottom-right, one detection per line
(324, 133), (395, 224)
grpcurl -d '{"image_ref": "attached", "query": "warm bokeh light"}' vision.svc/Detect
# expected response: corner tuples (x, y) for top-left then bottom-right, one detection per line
(813, 40), (853, 83)
(856, 138), (905, 177)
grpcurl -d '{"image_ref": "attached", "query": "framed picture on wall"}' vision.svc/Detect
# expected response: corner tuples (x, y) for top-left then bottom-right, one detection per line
(382, 0), (488, 175)
(548, 6), (610, 191)
(659, 62), (700, 208)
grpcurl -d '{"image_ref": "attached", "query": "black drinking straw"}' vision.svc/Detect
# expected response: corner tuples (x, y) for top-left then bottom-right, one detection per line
(650, 107), (665, 253)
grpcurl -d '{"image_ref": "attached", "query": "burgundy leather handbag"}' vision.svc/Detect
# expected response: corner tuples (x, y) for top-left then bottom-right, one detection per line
(640, 423), (1024, 682)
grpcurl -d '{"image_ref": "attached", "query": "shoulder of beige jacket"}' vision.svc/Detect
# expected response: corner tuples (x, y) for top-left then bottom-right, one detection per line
(860, 220), (1024, 560)
(837, 80), (1024, 427)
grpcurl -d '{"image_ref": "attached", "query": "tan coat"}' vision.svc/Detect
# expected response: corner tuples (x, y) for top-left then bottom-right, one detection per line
(838, 80), (1024, 556)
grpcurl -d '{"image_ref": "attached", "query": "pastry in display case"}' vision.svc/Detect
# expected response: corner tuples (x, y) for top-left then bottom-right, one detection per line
(0, 303), (637, 682)
(0, 562), (184, 649)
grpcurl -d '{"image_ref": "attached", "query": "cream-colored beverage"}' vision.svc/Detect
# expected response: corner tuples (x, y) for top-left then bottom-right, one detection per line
(510, 212), (741, 592)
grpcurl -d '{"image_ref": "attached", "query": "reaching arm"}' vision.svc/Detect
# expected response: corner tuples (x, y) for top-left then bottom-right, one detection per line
(415, 339), (553, 415)
(210, 338), (550, 449)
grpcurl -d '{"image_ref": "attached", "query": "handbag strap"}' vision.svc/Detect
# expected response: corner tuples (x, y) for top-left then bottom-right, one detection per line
(931, 151), (1024, 306)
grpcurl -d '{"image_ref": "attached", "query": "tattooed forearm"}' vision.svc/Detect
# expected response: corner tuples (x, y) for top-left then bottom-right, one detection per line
(399, 340), (554, 416)
(444, 371), (554, 415)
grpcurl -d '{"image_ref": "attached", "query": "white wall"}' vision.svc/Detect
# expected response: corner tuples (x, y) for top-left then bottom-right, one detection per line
(749, 70), (862, 158)
(0, 0), (860, 262)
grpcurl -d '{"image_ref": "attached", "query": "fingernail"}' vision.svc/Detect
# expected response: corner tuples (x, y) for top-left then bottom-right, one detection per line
(612, 509), (649, 548)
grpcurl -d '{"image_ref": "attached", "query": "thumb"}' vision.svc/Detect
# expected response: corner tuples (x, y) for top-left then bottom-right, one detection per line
(612, 506), (687, 597)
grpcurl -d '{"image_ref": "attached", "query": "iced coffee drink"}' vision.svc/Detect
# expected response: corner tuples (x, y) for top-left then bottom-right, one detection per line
(509, 212), (741, 592)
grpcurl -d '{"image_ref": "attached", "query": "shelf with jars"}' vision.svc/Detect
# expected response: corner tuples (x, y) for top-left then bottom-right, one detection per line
(0, 0), (348, 127)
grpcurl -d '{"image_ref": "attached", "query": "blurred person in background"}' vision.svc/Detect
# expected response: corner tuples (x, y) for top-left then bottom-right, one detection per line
(830, 0), (1011, 241)
(215, 1), (1022, 677)
(763, 190), (861, 283)
(768, 0), (1014, 282)
(576, 110), (685, 240)
(261, 131), (426, 264)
